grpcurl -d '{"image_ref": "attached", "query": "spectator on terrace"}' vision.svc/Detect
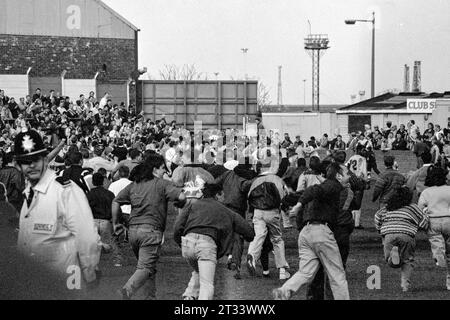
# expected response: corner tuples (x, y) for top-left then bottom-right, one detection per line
(392, 133), (408, 150)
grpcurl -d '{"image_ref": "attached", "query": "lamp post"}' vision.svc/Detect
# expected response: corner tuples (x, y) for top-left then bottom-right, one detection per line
(345, 11), (376, 98)
(241, 48), (249, 80)
(303, 79), (307, 107)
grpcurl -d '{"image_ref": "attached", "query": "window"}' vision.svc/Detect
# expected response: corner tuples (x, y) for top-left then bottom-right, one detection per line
(348, 115), (371, 134)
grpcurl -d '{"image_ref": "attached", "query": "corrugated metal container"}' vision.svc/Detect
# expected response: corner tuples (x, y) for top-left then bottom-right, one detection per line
(137, 81), (259, 129)
(0, 0), (137, 39)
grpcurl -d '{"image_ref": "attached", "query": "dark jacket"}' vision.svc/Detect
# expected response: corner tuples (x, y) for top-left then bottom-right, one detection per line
(296, 178), (344, 229)
(372, 168), (406, 204)
(0, 166), (25, 210)
(392, 138), (407, 150)
(62, 165), (91, 194)
(87, 186), (115, 220)
(337, 187), (354, 227)
(213, 170), (252, 216)
(173, 198), (255, 259)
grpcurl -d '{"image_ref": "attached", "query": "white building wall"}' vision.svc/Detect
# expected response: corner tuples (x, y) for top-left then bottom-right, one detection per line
(63, 79), (96, 102)
(262, 113), (337, 140)
(0, 74), (29, 99)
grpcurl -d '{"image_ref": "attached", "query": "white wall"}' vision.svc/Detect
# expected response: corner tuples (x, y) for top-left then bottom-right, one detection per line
(0, 74), (29, 100)
(262, 113), (338, 140)
(62, 79), (96, 102)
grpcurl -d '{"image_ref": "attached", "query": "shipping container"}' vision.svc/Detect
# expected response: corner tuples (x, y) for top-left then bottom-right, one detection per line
(137, 80), (259, 130)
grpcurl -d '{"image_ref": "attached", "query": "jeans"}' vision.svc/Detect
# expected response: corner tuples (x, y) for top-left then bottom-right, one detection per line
(279, 223), (350, 300)
(123, 224), (163, 299)
(428, 217), (450, 274)
(383, 233), (415, 289)
(307, 224), (354, 300)
(247, 209), (288, 269)
(94, 219), (123, 265)
(182, 233), (217, 300)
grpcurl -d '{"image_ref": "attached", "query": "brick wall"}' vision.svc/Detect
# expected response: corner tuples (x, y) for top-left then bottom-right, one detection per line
(0, 34), (136, 80)
(315, 149), (419, 174)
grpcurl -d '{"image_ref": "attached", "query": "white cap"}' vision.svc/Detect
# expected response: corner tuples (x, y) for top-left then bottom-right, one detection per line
(224, 160), (239, 171)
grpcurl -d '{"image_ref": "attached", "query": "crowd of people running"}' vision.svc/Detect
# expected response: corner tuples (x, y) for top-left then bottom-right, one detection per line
(1, 87), (450, 300)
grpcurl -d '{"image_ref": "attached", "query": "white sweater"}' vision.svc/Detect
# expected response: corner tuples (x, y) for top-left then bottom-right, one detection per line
(418, 186), (450, 218)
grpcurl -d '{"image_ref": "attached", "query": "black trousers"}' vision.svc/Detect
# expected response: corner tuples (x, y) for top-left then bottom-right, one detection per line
(306, 224), (354, 300)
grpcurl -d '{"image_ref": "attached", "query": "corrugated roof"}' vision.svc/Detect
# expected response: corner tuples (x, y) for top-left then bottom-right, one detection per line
(95, 0), (139, 31)
(261, 104), (344, 113)
(338, 92), (449, 112)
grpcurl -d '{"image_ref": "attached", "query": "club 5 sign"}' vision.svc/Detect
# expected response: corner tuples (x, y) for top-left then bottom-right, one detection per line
(407, 99), (436, 114)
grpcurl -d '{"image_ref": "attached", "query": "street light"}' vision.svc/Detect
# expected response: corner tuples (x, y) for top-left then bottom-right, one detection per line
(303, 79), (307, 107)
(241, 48), (248, 80)
(345, 11), (376, 98)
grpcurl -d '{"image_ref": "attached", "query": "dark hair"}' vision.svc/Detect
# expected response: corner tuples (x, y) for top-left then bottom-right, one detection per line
(129, 149), (141, 160)
(92, 172), (104, 187)
(356, 144), (366, 155)
(66, 152), (83, 166)
(425, 166), (448, 187)
(67, 145), (79, 154)
(386, 187), (412, 211)
(297, 158), (307, 168)
(134, 153), (166, 183)
(325, 162), (342, 180)
(97, 168), (107, 177)
(118, 166), (130, 178)
(421, 152), (432, 164)
(333, 151), (346, 164)
(202, 183), (223, 198)
(384, 155), (395, 168)
(309, 156), (322, 174)
(80, 148), (90, 159)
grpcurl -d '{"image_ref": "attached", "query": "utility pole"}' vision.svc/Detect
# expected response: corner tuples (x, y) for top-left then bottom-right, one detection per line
(277, 66), (283, 107)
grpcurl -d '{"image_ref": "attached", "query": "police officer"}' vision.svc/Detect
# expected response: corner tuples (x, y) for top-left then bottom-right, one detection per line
(14, 129), (101, 286)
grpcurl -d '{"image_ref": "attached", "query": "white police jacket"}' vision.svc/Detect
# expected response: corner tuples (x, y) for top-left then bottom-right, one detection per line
(18, 168), (101, 283)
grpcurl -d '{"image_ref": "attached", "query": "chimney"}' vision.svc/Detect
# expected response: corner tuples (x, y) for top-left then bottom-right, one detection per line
(403, 64), (410, 92)
(350, 94), (357, 104)
(412, 61), (421, 92)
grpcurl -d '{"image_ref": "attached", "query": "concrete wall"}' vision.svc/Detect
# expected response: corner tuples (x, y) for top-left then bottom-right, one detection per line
(262, 112), (338, 140)
(0, 74), (29, 99)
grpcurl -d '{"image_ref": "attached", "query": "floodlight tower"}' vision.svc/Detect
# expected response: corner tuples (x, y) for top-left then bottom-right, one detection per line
(305, 34), (330, 111)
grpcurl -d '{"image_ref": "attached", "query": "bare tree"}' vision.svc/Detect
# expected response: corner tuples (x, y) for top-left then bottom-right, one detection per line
(159, 64), (206, 80)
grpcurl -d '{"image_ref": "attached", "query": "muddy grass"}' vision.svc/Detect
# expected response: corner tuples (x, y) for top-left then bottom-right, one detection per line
(84, 186), (450, 300)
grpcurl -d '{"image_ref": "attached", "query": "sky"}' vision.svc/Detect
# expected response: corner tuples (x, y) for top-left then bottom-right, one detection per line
(103, 0), (450, 106)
